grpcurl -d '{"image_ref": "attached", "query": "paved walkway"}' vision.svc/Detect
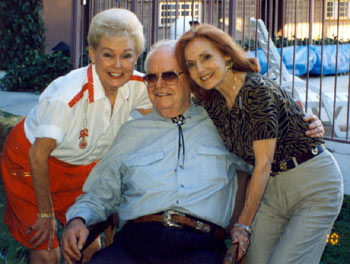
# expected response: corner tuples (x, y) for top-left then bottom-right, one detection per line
(0, 89), (349, 194)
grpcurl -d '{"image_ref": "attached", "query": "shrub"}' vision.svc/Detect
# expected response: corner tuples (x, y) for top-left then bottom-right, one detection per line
(0, 0), (45, 70)
(0, 51), (72, 93)
(0, 0), (72, 92)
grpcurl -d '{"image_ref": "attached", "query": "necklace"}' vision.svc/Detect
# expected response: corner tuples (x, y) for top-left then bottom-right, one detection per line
(79, 99), (89, 149)
(78, 65), (94, 149)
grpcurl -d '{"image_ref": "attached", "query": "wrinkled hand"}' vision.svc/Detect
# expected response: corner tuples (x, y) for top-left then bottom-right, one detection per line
(61, 218), (89, 264)
(26, 217), (57, 250)
(304, 113), (324, 138)
(230, 226), (250, 262)
(296, 100), (324, 138)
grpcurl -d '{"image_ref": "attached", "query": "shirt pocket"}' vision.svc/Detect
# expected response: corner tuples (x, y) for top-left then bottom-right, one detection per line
(196, 145), (230, 183)
(123, 151), (165, 191)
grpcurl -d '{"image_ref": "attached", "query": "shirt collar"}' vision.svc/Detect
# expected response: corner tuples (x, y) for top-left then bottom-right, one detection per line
(151, 101), (197, 122)
(91, 64), (131, 102)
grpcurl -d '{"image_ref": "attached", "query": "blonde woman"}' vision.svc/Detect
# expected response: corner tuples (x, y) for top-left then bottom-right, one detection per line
(1, 8), (151, 264)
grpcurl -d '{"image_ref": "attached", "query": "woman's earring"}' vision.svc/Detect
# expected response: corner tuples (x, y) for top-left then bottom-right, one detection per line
(225, 60), (233, 72)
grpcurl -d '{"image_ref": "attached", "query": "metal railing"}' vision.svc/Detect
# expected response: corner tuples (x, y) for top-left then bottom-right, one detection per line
(71, 0), (350, 142)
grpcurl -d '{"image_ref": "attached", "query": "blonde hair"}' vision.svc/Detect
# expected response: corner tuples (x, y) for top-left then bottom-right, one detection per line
(88, 8), (144, 56)
(175, 24), (260, 101)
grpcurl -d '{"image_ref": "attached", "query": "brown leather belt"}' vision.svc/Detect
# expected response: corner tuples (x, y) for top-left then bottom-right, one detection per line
(132, 210), (227, 240)
(270, 144), (325, 176)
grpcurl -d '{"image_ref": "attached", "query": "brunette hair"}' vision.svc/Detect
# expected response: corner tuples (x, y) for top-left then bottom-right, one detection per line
(175, 24), (260, 101)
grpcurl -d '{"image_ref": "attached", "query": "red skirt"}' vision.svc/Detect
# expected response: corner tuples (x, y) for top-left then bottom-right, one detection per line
(1, 119), (98, 249)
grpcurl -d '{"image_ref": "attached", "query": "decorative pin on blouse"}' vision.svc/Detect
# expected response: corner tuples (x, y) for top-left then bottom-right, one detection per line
(79, 128), (89, 149)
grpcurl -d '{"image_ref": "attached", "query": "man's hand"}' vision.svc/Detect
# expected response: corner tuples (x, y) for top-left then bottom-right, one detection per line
(304, 113), (324, 138)
(296, 100), (324, 138)
(61, 218), (89, 264)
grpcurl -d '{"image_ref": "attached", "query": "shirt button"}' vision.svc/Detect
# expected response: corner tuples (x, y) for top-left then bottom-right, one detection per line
(180, 184), (184, 188)
(174, 169), (177, 172)
(176, 200), (179, 204)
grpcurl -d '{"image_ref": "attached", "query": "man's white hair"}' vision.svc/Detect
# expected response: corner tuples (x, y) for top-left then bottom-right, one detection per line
(144, 40), (177, 72)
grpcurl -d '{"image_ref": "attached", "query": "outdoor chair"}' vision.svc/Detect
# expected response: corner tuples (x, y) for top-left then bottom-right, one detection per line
(250, 17), (348, 138)
(77, 170), (251, 264)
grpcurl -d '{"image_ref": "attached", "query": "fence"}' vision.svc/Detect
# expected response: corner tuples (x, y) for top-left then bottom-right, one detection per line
(71, 0), (350, 143)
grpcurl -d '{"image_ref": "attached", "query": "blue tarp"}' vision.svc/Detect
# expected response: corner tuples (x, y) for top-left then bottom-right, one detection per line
(281, 46), (317, 76)
(310, 44), (350, 75)
(246, 49), (269, 74)
(247, 44), (350, 76)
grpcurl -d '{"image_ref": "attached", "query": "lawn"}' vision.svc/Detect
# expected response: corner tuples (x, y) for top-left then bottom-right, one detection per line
(0, 174), (349, 264)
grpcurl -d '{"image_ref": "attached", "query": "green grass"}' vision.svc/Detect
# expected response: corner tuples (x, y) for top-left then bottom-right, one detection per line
(0, 177), (349, 263)
(320, 195), (350, 263)
(0, 178), (28, 264)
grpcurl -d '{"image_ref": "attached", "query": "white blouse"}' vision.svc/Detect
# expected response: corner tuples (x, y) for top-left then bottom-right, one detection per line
(24, 64), (152, 165)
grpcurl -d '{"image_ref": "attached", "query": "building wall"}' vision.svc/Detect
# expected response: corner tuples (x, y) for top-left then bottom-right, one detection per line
(284, 0), (350, 41)
(43, 0), (72, 54)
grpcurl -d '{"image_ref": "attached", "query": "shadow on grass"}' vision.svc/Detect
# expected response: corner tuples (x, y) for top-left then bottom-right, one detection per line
(0, 175), (349, 263)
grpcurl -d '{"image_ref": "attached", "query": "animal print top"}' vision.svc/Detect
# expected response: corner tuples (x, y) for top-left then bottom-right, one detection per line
(193, 73), (323, 166)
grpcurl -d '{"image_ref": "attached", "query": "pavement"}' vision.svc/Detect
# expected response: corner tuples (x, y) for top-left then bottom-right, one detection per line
(0, 84), (349, 195)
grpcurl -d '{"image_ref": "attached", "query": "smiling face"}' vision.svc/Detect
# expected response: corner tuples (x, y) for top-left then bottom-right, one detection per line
(146, 45), (191, 118)
(89, 36), (138, 95)
(184, 37), (230, 90)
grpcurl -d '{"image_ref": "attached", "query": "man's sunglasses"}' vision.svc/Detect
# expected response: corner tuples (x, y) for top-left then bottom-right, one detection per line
(143, 71), (183, 87)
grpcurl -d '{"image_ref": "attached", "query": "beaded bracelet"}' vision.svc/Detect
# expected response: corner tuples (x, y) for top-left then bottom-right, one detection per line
(37, 212), (55, 218)
(234, 223), (252, 234)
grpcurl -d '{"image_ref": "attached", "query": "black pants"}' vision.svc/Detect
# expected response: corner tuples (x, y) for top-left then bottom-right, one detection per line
(88, 222), (226, 264)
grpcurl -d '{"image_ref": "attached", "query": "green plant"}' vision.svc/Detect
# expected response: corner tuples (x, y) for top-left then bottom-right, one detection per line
(1, 50), (72, 93)
(0, 0), (72, 92)
(0, 0), (45, 70)
(320, 195), (350, 263)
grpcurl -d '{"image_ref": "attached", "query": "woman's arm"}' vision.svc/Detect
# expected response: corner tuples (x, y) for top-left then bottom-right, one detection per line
(231, 138), (276, 261)
(27, 137), (57, 249)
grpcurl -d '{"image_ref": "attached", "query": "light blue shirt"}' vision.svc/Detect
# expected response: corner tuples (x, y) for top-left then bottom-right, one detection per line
(66, 103), (251, 228)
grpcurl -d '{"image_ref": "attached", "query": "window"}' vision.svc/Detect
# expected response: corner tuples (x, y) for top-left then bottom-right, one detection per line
(326, 0), (350, 20)
(159, 1), (201, 27)
(340, 1), (349, 17)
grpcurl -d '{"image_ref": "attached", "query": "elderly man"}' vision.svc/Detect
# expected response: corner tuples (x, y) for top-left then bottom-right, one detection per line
(60, 40), (251, 264)
(61, 40), (324, 264)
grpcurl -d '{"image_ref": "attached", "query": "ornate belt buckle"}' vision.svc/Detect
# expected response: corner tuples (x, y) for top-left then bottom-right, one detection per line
(279, 160), (287, 171)
(311, 147), (319, 155)
(162, 210), (183, 228)
(195, 221), (211, 232)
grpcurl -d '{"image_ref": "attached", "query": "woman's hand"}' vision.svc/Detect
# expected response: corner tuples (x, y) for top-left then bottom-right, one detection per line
(28, 137), (57, 249)
(234, 138), (276, 260)
(26, 217), (57, 249)
(231, 226), (250, 261)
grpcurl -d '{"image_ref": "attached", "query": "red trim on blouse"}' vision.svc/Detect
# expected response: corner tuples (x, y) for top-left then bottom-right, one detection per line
(130, 75), (144, 82)
(68, 65), (94, 108)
